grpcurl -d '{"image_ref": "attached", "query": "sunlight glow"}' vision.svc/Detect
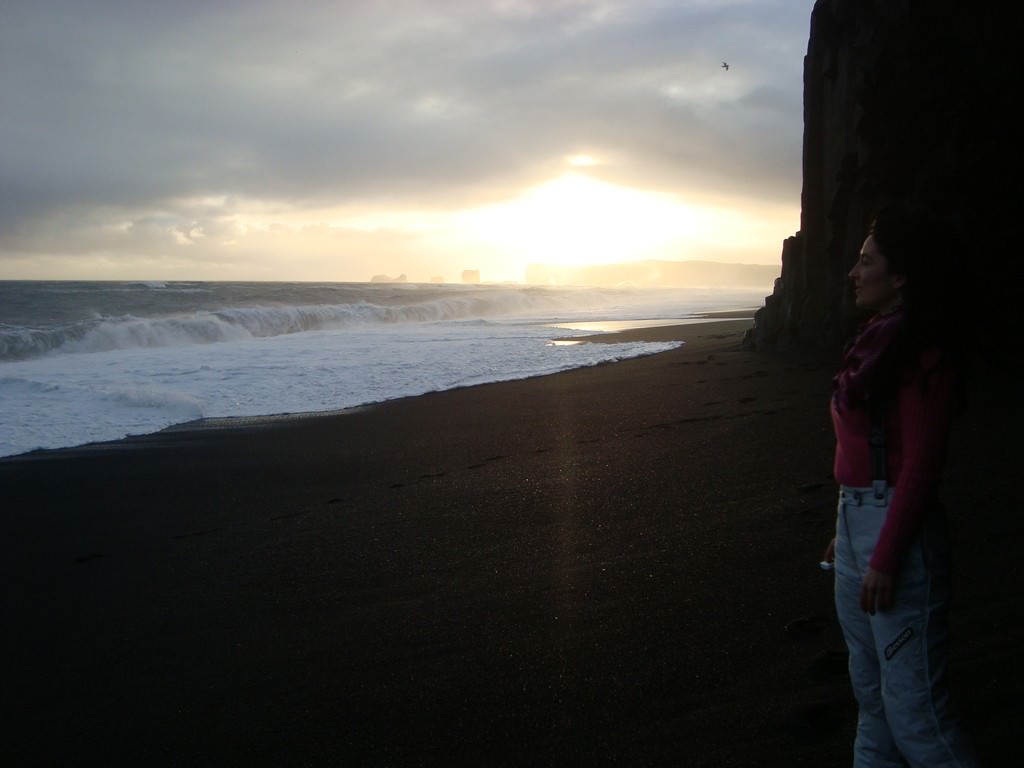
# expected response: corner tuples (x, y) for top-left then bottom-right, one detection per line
(565, 154), (600, 167)
(76, 180), (796, 284)
(458, 173), (710, 268)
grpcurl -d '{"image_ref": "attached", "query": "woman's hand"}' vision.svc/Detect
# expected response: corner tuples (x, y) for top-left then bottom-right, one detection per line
(859, 567), (894, 614)
(822, 537), (836, 565)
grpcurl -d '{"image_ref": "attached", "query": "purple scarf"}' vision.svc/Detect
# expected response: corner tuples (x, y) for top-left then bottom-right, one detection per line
(832, 308), (908, 412)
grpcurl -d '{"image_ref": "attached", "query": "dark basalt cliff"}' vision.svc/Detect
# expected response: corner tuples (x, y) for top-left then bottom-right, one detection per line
(746, 0), (1022, 352)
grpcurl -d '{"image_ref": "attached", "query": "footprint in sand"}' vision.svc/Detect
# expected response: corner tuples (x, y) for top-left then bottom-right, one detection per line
(785, 613), (831, 639)
(172, 528), (223, 540)
(467, 455), (508, 469)
(783, 700), (850, 741)
(269, 511), (308, 522)
(807, 648), (849, 681)
(73, 553), (106, 564)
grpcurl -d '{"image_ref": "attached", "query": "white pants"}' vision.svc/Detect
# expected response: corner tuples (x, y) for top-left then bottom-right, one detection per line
(834, 486), (978, 767)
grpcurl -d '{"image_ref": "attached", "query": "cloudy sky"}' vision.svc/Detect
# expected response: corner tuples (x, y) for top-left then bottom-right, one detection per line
(1, 0), (816, 284)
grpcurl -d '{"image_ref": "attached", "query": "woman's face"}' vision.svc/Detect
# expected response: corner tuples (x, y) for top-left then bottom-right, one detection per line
(849, 235), (906, 313)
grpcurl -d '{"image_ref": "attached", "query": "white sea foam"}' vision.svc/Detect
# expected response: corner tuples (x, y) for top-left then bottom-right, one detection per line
(103, 384), (205, 415)
(0, 282), (765, 457)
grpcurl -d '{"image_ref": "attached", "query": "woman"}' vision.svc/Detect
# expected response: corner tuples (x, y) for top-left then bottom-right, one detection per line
(825, 204), (978, 767)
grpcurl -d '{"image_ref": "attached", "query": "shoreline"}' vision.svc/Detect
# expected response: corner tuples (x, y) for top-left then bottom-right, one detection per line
(4, 319), (1019, 766)
(1, 317), (755, 460)
(1, 282), (763, 461)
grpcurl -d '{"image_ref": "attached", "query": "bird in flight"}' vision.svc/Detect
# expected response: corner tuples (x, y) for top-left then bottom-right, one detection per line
(721, 61), (729, 71)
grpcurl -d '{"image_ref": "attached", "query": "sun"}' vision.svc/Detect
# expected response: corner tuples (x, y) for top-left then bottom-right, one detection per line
(459, 173), (704, 270)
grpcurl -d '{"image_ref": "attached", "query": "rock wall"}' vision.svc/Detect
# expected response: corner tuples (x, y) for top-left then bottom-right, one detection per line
(746, 0), (1022, 352)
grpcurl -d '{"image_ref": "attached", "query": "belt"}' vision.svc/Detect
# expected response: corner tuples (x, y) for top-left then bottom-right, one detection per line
(840, 484), (893, 507)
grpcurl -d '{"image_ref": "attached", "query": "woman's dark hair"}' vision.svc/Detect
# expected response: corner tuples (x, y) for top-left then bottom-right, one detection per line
(869, 203), (960, 341)
(867, 202), (970, 398)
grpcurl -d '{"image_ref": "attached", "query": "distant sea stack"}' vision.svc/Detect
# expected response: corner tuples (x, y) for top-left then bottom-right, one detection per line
(746, 0), (1022, 352)
(525, 260), (778, 289)
(461, 270), (481, 284)
(370, 273), (408, 283)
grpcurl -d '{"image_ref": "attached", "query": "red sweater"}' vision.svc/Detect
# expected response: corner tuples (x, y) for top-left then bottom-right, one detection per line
(831, 347), (958, 574)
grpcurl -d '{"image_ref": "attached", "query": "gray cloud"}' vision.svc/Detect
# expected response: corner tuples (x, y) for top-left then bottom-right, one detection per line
(0, 0), (815, 272)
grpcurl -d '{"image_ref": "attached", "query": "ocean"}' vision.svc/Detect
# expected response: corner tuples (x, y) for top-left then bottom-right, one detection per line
(0, 280), (764, 458)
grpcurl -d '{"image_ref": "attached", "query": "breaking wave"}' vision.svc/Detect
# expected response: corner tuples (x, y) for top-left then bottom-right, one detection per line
(0, 290), (593, 361)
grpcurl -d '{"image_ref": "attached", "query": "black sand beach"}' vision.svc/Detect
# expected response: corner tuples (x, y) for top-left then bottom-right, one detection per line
(3, 320), (1021, 767)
